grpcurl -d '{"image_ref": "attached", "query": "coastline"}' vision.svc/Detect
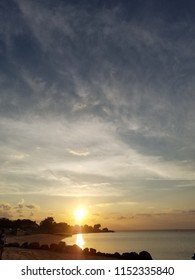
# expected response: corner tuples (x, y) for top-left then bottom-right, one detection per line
(2, 233), (152, 260)
(3, 247), (115, 260)
(6, 233), (71, 246)
(3, 233), (112, 260)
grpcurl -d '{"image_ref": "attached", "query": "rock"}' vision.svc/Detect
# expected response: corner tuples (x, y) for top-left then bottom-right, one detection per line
(50, 243), (59, 251)
(71, 244), (82, 254)
(57, 241), (66, 252)
(40, 244), (50, 250)
(63, 244), (82, 254)
(28, 242), (40, 249)
(21, 242), (28, 249)
(139, 251), (153, 260)
(83, 248), (89, 255)
(58, 241), (66, 247)
(122, 252), (139, 260)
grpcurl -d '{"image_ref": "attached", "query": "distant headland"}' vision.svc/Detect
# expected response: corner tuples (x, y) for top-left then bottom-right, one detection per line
(0, 216), (114, 235)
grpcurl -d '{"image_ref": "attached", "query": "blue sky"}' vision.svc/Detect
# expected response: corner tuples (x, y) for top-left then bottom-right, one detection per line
(0, 0), (195, 229)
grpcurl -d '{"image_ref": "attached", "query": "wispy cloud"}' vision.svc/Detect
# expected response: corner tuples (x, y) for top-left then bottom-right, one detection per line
(67, 148), (90, 157)
(25, 204), (40, 210)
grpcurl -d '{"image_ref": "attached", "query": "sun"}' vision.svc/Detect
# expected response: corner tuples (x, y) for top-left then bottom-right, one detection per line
(74, 208), (86, 222)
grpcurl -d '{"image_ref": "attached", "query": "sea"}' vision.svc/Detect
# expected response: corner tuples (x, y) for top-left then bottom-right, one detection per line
(63, 230), (195, 260)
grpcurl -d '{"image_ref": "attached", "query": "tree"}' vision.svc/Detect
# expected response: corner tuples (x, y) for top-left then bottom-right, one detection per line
(93, 224), (101, 232)
(0, 218), (12, 228)
(53, 222), (70, 233)
(12, 219), (38, 229)
(40, 217), (55, 233)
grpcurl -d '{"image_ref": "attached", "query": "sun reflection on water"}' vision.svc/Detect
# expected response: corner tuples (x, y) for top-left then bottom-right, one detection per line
(76, 234), (85, 249)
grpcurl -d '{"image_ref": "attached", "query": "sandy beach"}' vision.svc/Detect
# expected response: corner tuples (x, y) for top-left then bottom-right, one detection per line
(6, 233), (69, 246)
(2, 234), (114, 260)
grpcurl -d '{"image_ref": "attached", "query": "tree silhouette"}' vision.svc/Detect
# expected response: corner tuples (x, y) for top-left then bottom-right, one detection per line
(40, 217), (55, 233)
(0, 217), (113, 234)
(94, 224), (101, 231)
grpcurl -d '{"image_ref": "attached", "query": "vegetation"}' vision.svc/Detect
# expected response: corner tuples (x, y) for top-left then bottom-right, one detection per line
(0, 217), (113, 234)
(0, 218), (38, 230)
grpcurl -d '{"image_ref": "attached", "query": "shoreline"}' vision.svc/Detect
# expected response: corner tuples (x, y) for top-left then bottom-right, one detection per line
(3, 247), (115, 260)
(6, 233), (71, 246)
(3, 233), (152, 260)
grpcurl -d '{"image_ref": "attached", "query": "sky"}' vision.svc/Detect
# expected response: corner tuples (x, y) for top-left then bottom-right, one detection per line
(0, 0), (195, 230)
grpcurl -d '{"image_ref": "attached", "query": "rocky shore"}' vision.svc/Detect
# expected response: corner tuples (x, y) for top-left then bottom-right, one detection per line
(2, 234), (152, 260)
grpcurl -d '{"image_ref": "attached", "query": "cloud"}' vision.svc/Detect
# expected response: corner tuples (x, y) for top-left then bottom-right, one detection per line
(0, 202), (13, 218)
(0, 0), (195, 226)
(0, 199), (40, 219)
(8, 153), (29, 160)
(136, 213), (152, 218)
(17, 199), (25, 209)
(117, 216), (134, 220)
(67, 148), (90, 157)
(0, 203), (12, 211)
(25, 204), (39, 210)
(0, 114), (195, 200)
(96, 201), (137, 208)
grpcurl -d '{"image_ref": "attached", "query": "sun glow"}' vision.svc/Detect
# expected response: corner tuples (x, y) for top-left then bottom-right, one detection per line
(74, 208), (86, 222)
(76, 234), (85, 249)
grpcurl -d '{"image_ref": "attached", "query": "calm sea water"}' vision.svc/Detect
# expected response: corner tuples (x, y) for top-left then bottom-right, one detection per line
(63, 230), (195, 260)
